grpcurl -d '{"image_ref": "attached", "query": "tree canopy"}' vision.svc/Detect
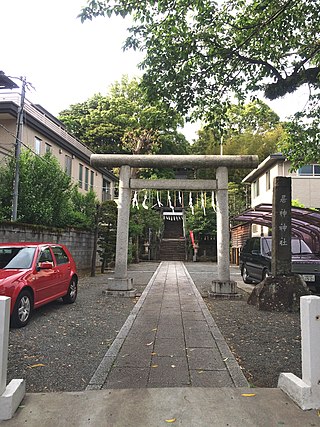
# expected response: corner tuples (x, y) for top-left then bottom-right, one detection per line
(79, 0), (320, 167)
(59, 76), (189, 156)
(191, 100), (284, 180)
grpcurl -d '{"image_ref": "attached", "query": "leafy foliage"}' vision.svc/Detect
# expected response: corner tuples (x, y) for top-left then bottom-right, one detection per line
(185, 196), (217, 241)
(278, 103), (320, 169)
(67, 188), (98, 228)
(0, 151), (97, 228)
(129, 205), (163, 261)
(192, 100), (284, 182)
(79, 0), (320, 166)
(59, 76), (189, 157)
(97, 200), (118, 271)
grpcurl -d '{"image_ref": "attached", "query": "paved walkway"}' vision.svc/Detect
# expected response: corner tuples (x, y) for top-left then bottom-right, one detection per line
(87, 261), (247, 390)
(2, 261), (320, 426)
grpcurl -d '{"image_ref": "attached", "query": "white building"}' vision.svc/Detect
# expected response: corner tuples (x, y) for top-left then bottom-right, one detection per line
(241, 153), (320, 236)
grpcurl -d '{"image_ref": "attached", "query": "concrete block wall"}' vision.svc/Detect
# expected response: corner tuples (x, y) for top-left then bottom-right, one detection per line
(0, 223), (95, 271)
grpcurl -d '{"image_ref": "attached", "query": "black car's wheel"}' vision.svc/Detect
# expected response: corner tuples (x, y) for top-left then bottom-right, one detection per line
(11, 289), (33, 328)
(62, 276), (78, 304)
(262, 269), (271, 281)
(241, 265), (253, 284)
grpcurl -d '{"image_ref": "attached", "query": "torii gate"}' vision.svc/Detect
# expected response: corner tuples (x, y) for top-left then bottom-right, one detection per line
(91, 154), (259, 296)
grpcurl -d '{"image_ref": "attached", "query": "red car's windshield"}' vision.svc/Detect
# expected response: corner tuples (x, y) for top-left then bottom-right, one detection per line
(0, 247), (36, 269)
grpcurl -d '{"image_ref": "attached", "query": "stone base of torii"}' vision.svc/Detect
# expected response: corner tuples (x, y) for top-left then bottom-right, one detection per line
(90, 154), (259, 297)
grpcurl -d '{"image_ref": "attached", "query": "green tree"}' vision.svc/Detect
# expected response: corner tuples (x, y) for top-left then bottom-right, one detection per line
(185, 196), (217, 241)
(97, 200), (118, 272)
(129, 206), (163, 262)
(0, 151), (97, 228)
(192, 100), (284, 182)
(68, 188), (98, 228)
(79, 0), (320, 166)
(59, 76), (189, 158)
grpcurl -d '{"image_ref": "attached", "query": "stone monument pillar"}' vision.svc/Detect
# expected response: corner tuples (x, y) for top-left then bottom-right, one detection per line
(272, 177), (292, 276)
(248, 176), (310, 311)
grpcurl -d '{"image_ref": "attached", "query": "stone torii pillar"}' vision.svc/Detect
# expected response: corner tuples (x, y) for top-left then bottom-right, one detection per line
(91, 154), (259, 296)
(106, 165), (135, 295)
(211, 166), (237, 294)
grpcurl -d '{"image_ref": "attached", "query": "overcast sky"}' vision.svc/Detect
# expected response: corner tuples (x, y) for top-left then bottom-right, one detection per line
(1, 0), (143, 107)
(1, 0), (311, 142)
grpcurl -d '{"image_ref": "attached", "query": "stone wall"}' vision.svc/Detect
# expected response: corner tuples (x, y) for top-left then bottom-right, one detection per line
(0, 222), (95, 271)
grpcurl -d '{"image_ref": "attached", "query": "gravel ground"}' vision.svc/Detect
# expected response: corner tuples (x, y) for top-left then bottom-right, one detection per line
(7, 262), (302, 392)
(7, 267), (154, 393)
(186, 263), (302, 389)
(204, 289), (301, 388)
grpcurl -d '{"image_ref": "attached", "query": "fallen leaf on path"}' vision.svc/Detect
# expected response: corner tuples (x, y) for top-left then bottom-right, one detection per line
(151, 328), (157, 331)
(29, 364), (45, 369)
(165, 418), (176, 423)
(146, 342), (153, 346)
(241, 393), (256, 397)
(151, 364), (158, 368)
(151, 352), (157, 356)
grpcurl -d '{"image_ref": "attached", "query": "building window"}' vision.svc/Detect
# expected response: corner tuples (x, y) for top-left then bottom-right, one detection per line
(65, 155), (72, 176)
(79, 164), (83, 188)
(266, 171), (271, 191)
(34, 137), (41, 155)
(298, 164), (320, 176)
(84, 167), (89, 191)
(45, 143), (52, 153)
(252, 224), (259, 233)
(102, 179), (111, 201)
(253, 179), (260, 197)
(90, 171), (94, 190)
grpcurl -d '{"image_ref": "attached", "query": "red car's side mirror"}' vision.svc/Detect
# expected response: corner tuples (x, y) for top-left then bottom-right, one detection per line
(38, 261), (53, 270)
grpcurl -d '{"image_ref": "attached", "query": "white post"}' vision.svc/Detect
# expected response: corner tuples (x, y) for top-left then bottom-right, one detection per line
(278, 295), (320, 410)
(106, 165), (135, 294)
(0, 297), (25, 420)
(212, 167), (236, 295)
(301, 296), (320, 389)
(0, 297), (10, 395)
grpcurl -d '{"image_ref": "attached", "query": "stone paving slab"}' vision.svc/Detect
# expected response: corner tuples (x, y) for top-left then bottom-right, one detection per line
(87, 261), (248, 390)
(5, 387), (320, 426)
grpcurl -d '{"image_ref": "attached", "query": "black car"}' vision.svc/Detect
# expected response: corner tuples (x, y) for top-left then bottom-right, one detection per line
(239, 237), (320, 292)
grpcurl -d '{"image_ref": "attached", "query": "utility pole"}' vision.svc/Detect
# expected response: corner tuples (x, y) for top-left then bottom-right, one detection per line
(11, 77), (26, 221)
(220, 135), (223, 155)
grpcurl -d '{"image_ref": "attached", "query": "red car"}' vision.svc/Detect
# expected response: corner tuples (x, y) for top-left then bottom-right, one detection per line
(0, 243), (78, 327)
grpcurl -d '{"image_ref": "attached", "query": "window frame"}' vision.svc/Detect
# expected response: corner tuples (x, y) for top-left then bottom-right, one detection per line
(90, 170), (94, 190)
(65, 155), (72, 176)
(297, 164), (320, 177)
(84, 167), (89, 191)
(79, 164), (83, 188)
(34, 137), (42, 155)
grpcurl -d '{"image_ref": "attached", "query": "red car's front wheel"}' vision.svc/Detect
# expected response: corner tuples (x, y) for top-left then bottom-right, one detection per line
(11, 289), (33, 328)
